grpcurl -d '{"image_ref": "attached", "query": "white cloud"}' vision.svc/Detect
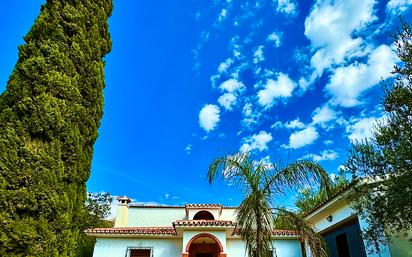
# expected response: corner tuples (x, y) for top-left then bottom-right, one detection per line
(271, 121), (283, 129)
(184, 144), (192, 154)
(253, 45), (265, 64)
(242, 103), (262, 128)
(218, 8), (228, 23)
(302, 150), (339, 162)
(218, 58), (234, 73)
(285, 118), (306, 129)
(323, 139), (334, 145)
(326, 44), (397, 107)
(218, 93), (237, 110)
(199, 104), (221, 132)
(303, 0), (377, 83)
(311, 104), (337, 128)
(267, 32), (282, 47)
(240, 131), (273, 152)
(289, 126), (319, 149)
(257, 73), (296, 108)
(270, 118), (306, 130)
(276, 0), (298, 16)
(219, 78), (245, 93)
(387, 0), (412, 14)
(346, 117), (377, 142)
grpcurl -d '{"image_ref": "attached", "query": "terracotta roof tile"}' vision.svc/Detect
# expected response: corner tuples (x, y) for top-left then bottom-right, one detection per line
(173, 220), (236, 227)
(232, 229), (300, 236)
(185, 204), (222, 208)
(85, 227), (177, 235)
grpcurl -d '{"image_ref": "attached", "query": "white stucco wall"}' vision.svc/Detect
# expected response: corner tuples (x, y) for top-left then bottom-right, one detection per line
(92, 236), (303, 257)
(219, 208), (237, 220)
(127, 207), (186, 226)
(226, 238), (302, 257)
(93, 238), (182, 257)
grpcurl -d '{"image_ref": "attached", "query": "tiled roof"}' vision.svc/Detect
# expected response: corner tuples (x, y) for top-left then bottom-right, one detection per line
(85, 227), (177, 235)
(173, 220), (236, 227)
(232, 229), (300, 236)
(129, 204), (182, 208)
(185, 204), (222, 208)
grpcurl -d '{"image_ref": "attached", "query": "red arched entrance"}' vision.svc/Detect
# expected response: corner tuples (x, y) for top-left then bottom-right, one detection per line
(182, 233), (227, 257)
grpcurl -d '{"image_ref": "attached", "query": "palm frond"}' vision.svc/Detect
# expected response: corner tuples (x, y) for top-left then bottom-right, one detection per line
(274, 208), (328, 257)
(237, 192), (273, 257)
(266, 160), (333, 197)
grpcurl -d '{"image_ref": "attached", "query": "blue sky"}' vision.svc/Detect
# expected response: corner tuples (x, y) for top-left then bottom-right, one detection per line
(1, 0), (411, 208)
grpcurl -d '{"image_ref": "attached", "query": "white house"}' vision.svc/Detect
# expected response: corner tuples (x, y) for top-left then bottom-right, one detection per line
(86, 197), (303, 257)
(86, 193), (410, 257)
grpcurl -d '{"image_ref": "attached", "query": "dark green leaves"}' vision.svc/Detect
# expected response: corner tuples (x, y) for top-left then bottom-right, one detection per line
(0, 1), (112, 256)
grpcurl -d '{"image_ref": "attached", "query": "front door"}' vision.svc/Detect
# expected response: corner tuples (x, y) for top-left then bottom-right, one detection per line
(196, 254), (213, 257)
(323, 218), (367, 257)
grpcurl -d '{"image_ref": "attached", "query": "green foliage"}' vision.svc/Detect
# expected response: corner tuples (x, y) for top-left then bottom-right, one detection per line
(295, 172), (349, 214)
(77, 192), (113, 257)
(346, 20), (412, 251)
(0, 1), (112, 256)
(207, 152), (331, 257)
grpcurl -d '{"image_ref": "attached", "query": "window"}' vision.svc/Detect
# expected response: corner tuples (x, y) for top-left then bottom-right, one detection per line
(193, 210), (215, 220)
(126, 247), (152, 257)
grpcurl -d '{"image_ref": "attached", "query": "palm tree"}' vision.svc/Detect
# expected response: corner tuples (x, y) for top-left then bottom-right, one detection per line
(207, 152), (331, 257)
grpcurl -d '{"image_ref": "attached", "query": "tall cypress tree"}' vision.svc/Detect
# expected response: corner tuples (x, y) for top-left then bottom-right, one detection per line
(0, 1), (112, 256)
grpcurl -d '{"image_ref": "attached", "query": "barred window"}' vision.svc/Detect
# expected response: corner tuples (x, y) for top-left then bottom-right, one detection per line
(126, 247), (152, 257)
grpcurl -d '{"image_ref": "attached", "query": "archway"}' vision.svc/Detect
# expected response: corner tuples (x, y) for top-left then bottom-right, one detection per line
(182, 233), (227, 257)
(193, 211), (215, 220)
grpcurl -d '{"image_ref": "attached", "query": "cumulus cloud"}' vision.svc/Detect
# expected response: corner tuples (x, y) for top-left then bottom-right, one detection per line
(267, 32), (282, 47)
(346, 117), (377, 142)
(218, 93), (237, 110)
(276, 0), (298, 16)
(240, 131), (273, 152)
(311, 104), (337, 128)
(253, 45), (265, 64)
(270, 118), (306, 130)
(219, 78), (245, 93)
(218, 58), (234, 73)
(258, 73), (296, 108)
(326, 45), (397, 107)
(217, 78), (246, 111)
(242, 103), (262, 128)
(286, 118), (306, 129)
(386, 0), (412, 14)
(199, 104), (221, 132)
(302, 149), (339, 162)
(289, 126), (319, 149)
(303, 0), (377, 83)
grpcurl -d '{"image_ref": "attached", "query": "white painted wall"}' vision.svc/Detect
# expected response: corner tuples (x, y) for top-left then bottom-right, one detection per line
(226, 238), (302, 257)
(92, 236), (302, 257)
(219, 208), (237, 220)
(127, 207), (186, 226)
(93, 238), (182, 257)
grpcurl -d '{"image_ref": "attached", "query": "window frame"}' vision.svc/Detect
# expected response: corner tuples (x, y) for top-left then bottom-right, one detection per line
(125, 246), (153, 257)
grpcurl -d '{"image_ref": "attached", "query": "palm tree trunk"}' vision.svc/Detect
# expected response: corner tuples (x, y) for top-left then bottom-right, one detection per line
(256, 207), (262, 257)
